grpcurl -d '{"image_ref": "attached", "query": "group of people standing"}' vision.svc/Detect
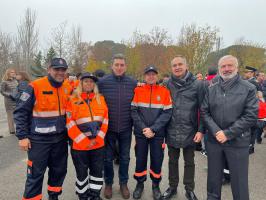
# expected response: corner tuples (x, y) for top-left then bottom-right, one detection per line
(2, 53), (259, 200)
(0, 69), (30, 138)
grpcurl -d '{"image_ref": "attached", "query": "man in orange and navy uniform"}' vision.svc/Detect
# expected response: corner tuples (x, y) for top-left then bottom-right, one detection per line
(14, 58), (72, 200)
(131, 66), (172, 200)
(66, 73), (108, 200)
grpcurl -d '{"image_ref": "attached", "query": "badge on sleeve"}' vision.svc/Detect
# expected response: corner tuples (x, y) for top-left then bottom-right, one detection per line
(66, 111), (72, 118)
(20, 92), (30, 101)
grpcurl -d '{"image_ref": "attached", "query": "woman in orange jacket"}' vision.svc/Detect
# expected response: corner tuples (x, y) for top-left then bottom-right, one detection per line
(66, 72), (108, 200)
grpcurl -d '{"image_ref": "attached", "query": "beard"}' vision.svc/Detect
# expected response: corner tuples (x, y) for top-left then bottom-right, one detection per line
(220, 71), (238, 81)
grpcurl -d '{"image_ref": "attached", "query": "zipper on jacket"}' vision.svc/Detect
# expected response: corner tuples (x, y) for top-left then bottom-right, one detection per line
(118, 82), (121, 132)
(148, 85), (153, 126)
(57, 88), (61, 116)
(88, 99), (94, 121)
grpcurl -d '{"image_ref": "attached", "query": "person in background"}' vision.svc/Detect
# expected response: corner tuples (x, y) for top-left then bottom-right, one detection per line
(95, 69), (106, 79)
(243, 66), (261, 154)
(195, 72), (203, 81)
(0, 68), (18, 135)
(131, 66), (172, 200)
(15, 71), (31, 102)
(66, 72), (108, 200)
(254, 91), (266, 144)
(98, 54), (137, 199)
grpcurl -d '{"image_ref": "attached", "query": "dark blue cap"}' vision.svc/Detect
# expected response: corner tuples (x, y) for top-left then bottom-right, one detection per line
(245, 66), (257, 72)
(80, 72), (98, 82)
(50, 58), (68, 69)
(144, 65), (158, 74)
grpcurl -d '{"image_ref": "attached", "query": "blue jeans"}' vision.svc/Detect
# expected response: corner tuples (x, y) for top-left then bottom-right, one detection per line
(104, 130), (132, 185)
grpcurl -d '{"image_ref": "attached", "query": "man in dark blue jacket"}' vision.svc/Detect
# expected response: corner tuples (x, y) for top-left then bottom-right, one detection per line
(98, 54), (137, 199)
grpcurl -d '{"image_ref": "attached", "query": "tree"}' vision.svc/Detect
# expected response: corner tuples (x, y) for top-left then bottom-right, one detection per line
(178, 24), (219, 73)
(50, 21), (68, 58)
(229, 38), (266, 72)
(34, 51), (42, 66)
(45, 46), (57, 64)
(17, 8), (39, 72)
(0, 30), (13, 78)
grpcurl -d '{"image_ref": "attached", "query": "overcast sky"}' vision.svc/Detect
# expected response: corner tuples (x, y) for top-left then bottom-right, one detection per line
(0, 0), (265, 50)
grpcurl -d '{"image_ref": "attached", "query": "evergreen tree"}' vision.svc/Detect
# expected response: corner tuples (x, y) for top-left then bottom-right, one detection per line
(45, 46), (57, 64)
(34, 51), (42, 66)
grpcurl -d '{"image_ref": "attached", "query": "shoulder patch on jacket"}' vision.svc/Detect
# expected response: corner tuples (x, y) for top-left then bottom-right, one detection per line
(20, 92), (30, 101)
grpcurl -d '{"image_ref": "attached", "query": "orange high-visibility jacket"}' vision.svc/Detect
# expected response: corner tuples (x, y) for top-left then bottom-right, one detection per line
(66, 93), (108, 150)
(131, 84), (172, 138)
(30, 77), (72, 136)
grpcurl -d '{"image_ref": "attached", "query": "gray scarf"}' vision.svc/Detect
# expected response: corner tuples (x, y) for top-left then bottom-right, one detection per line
(171, 71), (191, 88)
(219, 73), (239, 91)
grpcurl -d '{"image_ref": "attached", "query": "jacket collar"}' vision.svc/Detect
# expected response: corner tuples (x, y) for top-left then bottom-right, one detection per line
(111, 72), (126, 81)
(47, 74), (63, 88)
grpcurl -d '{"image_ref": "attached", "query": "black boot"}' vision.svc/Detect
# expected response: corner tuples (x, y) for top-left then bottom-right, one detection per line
(90, 197), (102, 200)
(133, 182), (144, 199)
(249, 145), (254, 154)
(162, 187), (177, 200)
(48, 196), (58, 200)
(185, 190), (198, 200)
(152, 183), (162, 200)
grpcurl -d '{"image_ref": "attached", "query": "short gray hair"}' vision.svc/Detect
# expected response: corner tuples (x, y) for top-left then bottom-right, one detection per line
(111, 53), (126, 65)
(171, 55), (187, 66)
(218, 55), (238, 68)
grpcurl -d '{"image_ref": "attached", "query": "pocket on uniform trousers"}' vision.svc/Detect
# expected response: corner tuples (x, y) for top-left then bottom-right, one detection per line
(27, 160), (33, 177)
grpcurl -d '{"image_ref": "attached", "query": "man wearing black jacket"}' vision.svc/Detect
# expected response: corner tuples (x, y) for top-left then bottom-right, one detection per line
(98, 54), (137, 199)
(201, 55), (258, 200)
(162, 55), (204, 200)
(243, 66), (262, 154)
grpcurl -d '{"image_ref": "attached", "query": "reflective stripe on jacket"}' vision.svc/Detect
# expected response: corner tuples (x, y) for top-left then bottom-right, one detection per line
(131, 84), (172, 138)
(66, 94), (108, 150)
(30, 77), (72, 135)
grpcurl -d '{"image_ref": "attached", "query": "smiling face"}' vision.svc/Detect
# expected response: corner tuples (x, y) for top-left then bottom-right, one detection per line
(48, 67), (67, 83)
(82, 78), (95, 92)
(218, 56), (238, 81)
(144, 71), (158, 84)
(171, 57), (188, 78)
(111, 58), (127, 76)
(9, 70), (16, 79)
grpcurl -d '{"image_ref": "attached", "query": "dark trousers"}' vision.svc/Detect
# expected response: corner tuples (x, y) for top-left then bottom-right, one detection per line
(23, 139), (68, 199)
(223, 159), (230, 181)
(168, 145), (195, 191)
(207, 141), (249, 200)
(250, 126), (257, 146)
(255, 120), (266, 142)
(71, 147), (104, 199)
(104, 130), (132, 185)
(134, 136), (165, 184)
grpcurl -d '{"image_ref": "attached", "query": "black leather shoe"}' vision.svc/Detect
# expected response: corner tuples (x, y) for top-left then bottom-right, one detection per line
(185, 190), (198, 200)
(249, 146), (254, 154)
(152, 185), (162, 200)
(133, 182), (144, 199)
(162, 187), (177, 199)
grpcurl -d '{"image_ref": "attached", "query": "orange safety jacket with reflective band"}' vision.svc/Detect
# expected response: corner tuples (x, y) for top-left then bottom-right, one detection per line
(131, 84), (172, 138)
(29, 77), (72, 135)
(66, 93), (108, 150)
